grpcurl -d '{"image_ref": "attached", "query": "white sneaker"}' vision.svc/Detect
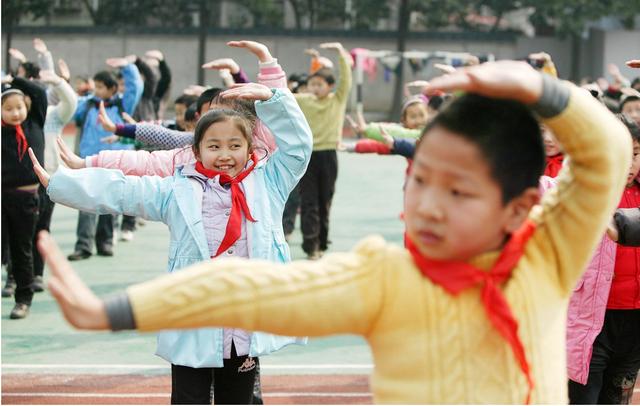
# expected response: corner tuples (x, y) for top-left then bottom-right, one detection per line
(120, 230), (134, 242)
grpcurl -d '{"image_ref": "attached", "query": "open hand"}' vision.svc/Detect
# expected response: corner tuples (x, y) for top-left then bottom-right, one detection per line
(97, 101), (117, 132)
(227, 40), (273, 63)
(320, 42), (344, 52)
(219, 83), (272, 101)
(33, 38), (48, 54)
(39, 69), (62, 85)
(9, 48), (27, 63)
(626, 60), (640, 69)
(56, 136), (86, 169)
(29, 148), (50, 188)
(121, 111), (137, 124)
(57, 59), (71, 81)
(144, 50), (164, 61)
(379, 125), (394, 148)
(37, 231), (109, 330)
(105, 56), (134, 68)
(425, 60), (543, 105)
(202, 58), (240, 74)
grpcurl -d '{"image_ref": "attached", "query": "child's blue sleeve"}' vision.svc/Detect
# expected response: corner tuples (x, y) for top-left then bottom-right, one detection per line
(392, 138), (416, 159)
(121, 63), (143, 114)
(74, 95), (91, 125)
(256, 89), (313, 204)
(47, 166), (172, 223)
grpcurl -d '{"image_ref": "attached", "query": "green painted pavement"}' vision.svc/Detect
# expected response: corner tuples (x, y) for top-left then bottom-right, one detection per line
(2, 151), (408, 375)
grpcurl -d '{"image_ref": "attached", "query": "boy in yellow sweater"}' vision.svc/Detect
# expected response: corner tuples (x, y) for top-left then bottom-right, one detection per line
(37, 61), (631, 404)
(294, 42), (352, 259)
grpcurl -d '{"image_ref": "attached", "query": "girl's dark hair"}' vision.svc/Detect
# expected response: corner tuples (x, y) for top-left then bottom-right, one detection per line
(175, 94), (198, 107)
(196, 87), (222, 114)
(19, 62), (40, 80)
(308, 68), (335, 86)
(192, 109), (254, 156)
(419, 93), (544, 205)
(93, 71), (118, 90)
(617, 113), (640, 142)
(184, 102), (198, 122)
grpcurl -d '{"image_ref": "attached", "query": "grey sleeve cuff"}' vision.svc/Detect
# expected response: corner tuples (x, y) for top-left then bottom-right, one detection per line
(614, 208), (640, 247)
(104, 293), (136, 331)
(530, 74), (570, 119)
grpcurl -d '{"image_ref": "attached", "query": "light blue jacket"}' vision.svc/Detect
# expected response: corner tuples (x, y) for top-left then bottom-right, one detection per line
(49, 89), (312, 367)
(75, 63), (143, 158)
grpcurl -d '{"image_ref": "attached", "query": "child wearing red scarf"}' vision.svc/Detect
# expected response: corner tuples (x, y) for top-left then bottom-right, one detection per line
(1, 75), (47, 319)
(40, 62), (631, 403)
(542, 124), (565, 178)
(32, 83), (311, 405)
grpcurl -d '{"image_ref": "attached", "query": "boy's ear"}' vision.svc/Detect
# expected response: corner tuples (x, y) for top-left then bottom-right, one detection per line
(503, 187), (540, 234)
(192, 145), (200, 161)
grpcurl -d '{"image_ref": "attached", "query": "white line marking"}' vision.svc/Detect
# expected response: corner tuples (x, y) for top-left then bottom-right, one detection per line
(2, 363), (373, 370)
(2, 392), (370, 398)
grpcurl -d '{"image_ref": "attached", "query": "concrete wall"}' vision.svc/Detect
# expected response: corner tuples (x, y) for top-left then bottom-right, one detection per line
(3, 30), (639, 116)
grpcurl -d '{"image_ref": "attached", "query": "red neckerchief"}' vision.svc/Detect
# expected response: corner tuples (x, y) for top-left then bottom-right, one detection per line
(405, 219), (537, 404)
(2, 120), (28, 161)
(543, 154), (564, 178)
(195, 153), (258, 257)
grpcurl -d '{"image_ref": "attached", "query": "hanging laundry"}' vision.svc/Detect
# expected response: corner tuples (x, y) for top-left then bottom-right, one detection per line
(350, 48), (378, 82)
(380, 54), (402, 83)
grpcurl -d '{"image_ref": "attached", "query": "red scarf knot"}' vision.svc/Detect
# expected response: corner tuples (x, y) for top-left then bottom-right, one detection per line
(406, 219), (537, 404)
(2, 120), (28, 161)
(195, 153), (259, 258)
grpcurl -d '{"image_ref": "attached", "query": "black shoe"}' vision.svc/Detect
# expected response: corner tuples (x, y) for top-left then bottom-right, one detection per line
(67, 251), (92, 261)
(2, 277), (16, 298)
(10, 303), (30, 319)
(97, 246), (113, 257)
(32, 276), (45, 293)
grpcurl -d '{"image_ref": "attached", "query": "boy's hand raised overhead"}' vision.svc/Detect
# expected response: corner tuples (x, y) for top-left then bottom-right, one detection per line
(37, 231), (109, 330)
(202, 58), (240, 74)
(426, 61), (543, 105)
(227, 40), (273, 63)
(220, 83), (273, 101)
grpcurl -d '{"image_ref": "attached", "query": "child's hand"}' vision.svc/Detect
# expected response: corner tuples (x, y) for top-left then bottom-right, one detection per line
(434, 63), (456, 74)
(607, 63), (622, 78)
(304, 48), (320, 57)
(33, 38), (48, 54)
(144, 49), (164, 61)
(426, 60), (543, 105)
(406, 80), (431, 92)
(1, 74), (14, 84)
(57, 59), (71, 81)
(105, 56), (134, 68)
(379, 125), (394, 148)
(626, 59), (640, 69)
(607, 216), (619, 242)
(346, 114), (366, 135)
(37, 231), (109, 330)
(9, 48), (27, 63)
(202, 58), (240, 74)
(183, 85), (207, 96)
(39, 69), (62, 85)
(97, 101), (117, 133)
(100, 135), (120, 144)
(29, 148), (50, 188)
(56, 136), (86, 170)
(220, 83), (272, 101)
(227, 40), (273, 64)
(319, 42), (344, 52)
(121, 111), (137, 124)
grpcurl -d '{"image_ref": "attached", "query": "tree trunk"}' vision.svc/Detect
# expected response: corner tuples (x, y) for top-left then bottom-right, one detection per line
(80, 0), (99, 24)
(197, 0), (209, 85)
(390, 0), (409, 120)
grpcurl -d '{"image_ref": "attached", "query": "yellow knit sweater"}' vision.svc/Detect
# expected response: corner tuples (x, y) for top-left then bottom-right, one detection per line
(294, 53), (352, 151)
(128, 85), (630, 404)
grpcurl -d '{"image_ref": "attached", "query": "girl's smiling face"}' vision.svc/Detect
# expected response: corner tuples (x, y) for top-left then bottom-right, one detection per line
(195, 118), (251, 177)
(1, 94), (28, 126)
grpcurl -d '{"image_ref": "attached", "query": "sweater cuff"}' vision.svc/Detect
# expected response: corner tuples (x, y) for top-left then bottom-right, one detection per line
(85, 156), (95, 168)
(614, 208), (640, 247)
(115, 124), (136, 139)
(530, 74), (570, 119)
(104, 293), (136, 331)
(232, 69), (249, 84)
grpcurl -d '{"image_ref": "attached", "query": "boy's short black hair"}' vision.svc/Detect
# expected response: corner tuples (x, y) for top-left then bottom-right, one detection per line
(427, 94), (450, 112)
(196, 87), (222, 114)
(19, 62), (40, 79)
(93, 71), (118, 90)
(174, 94), (198, 107)
(184, 102), (198, 122)
(617, 113), (640, 143)
(308, 68), (335, 86)
(420, 93), (545, 205)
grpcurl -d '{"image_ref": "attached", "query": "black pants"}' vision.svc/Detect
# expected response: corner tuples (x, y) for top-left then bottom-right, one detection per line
(171, 345), (258, 405)
(568, 309), (640, 404)
(1, 189), (38, 305)
(120, 215), (137, 232)
(74, 211), (114, 254)
(299, 150), (338, 254)
(282, 183), (301, 236)
(32, 185), (55, 278)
